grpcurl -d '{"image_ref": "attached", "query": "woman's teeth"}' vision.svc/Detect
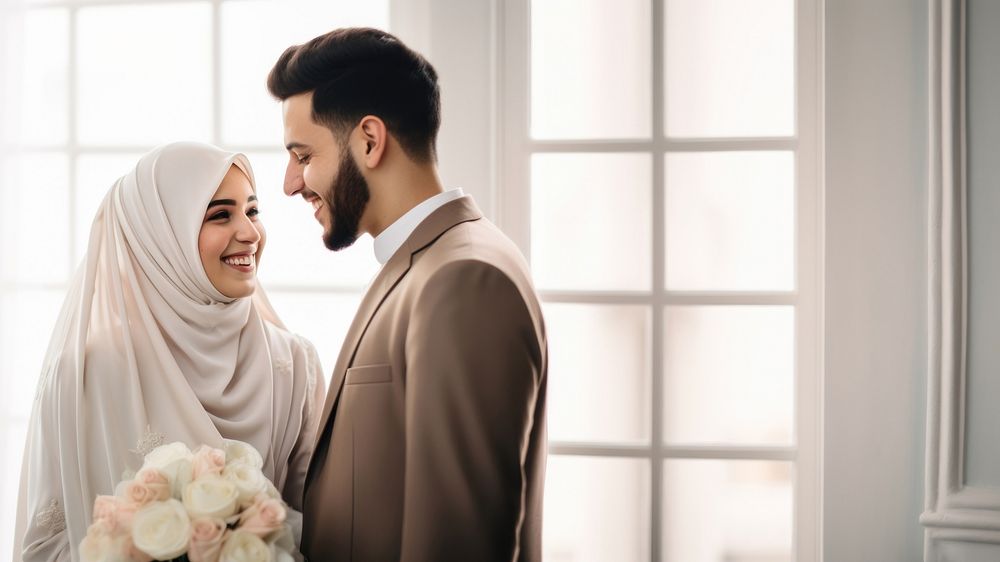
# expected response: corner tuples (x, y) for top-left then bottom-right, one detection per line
(223, 255), (254, 267)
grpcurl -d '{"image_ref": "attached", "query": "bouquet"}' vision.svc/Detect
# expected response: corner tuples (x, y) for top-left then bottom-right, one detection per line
(80, 440), (298, 562)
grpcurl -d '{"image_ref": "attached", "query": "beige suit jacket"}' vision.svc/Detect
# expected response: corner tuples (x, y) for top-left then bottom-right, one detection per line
(301, 196), (548, 562)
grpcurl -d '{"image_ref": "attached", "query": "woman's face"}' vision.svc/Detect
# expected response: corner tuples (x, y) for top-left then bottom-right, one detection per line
(198, 164), (265, 299)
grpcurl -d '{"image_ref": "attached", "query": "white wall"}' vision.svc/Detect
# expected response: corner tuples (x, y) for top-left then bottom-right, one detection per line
(823, 0), (928, 560)
(963, 0), (1000, 490)
(390, 0), (496, 220)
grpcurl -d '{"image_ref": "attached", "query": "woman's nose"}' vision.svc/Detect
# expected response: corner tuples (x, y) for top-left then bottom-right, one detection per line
(235, 215), (261, 244)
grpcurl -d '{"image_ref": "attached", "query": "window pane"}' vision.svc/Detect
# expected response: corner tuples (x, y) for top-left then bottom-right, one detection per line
(20, 9), (69, 146)
(662, 460), (793, 562)
(545, 455), (650, 562)
(531, 0), (651, 139)
(663, 306), (794, 446)
(546, 304), (650, 445)
(665, 0), (794, 138)
(75, 153), (145, 263)
(220, 0), (390, 145)
(77, 3), (212, 145)
(532, 153), (651, 291)
(1, 153), (69, 283)
(0, 290), (66, 419)
(665, 151), (794, 291)
(264, 290), (363, 388)
(244, 152), (380, 288)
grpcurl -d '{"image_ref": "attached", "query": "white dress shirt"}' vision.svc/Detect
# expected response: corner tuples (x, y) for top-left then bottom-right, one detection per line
(373, 188), (466, 265)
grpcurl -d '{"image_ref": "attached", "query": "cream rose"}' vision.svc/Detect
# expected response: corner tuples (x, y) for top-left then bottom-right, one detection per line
(142, 441), (192, 470)
(218, 529), (271, 562)
(131, 498), (191, 560)
(222, 462), (268, 507)
(223, 440), (264, 470)
(188, 517), (228, 562)
(80, 521), (130, 562)
(192, 445), (227, 480)
(183, 476), (240, 519)
(142, 442), (195, 498)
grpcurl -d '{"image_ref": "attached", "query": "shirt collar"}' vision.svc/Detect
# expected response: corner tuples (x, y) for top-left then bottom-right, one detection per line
(373, 188), (465, 265)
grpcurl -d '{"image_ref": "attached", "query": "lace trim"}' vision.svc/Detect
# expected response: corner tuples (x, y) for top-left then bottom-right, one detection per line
(131, 425), (165, 458)
(36, 499), (66, 534)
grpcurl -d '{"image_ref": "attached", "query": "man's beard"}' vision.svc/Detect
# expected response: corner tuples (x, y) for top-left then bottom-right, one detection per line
(322, 147), (371, 251)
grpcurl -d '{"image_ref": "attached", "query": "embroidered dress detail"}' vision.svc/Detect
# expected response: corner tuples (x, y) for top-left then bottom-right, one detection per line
(131, 425), (165, 458)
(36, 499), (65, 534)
(274, 357), (293, 377)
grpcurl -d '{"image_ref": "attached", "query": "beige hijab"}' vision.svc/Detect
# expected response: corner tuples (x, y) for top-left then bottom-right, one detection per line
(14, 142), (323, 560)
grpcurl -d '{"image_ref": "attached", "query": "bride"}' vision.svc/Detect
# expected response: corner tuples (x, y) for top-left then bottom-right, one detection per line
(13, 142), (326, 560)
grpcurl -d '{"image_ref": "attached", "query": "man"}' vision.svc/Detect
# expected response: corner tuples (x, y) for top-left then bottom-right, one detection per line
(268, 28), (547, 561)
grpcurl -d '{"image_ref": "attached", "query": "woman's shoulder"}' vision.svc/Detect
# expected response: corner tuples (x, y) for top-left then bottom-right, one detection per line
(262, 320), (322, 372)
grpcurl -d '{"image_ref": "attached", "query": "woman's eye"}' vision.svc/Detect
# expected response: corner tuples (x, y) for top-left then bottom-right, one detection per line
(209, 211), (230, 221)
(247, 207), (260, 218)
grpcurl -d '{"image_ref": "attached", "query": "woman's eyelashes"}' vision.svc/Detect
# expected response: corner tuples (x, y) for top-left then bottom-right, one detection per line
(206, 207), (260, 222)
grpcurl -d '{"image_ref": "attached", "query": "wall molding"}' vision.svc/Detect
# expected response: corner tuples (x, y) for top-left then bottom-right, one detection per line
(919, 0), (1000, 558)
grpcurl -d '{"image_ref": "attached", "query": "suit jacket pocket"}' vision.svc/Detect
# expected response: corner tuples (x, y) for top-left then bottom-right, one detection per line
(345, 364), (392, 385)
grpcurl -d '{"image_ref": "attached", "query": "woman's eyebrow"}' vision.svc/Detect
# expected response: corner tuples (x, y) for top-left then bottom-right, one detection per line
(207, 199), (236, 209)
(207, 195), (257, 209)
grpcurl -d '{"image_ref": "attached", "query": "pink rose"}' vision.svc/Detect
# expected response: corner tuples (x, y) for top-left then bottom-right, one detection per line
(125, 468), (170, 507)
(238, 494), (287, 538)
(188, 518), (228, 562)
(135, 468), (171, 500)
(191, 445), (227, 480)
(92, 496), (119, 528)
(93, 495), (140, 534)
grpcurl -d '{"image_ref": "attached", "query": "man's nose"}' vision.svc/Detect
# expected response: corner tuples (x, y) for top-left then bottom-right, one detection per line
(284, 161), (304, 197)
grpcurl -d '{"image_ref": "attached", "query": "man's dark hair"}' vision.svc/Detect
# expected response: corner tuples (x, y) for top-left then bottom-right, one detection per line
(267, 27), (441, 163)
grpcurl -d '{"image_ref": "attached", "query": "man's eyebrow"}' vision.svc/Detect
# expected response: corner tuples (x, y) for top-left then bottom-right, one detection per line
(285, 142), (310, 151)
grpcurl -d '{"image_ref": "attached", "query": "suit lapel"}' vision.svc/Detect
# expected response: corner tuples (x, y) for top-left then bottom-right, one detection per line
(312, 195), (484, 452)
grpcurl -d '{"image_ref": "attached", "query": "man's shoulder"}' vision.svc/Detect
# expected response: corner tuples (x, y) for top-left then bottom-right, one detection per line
(417, 217), (528, 275)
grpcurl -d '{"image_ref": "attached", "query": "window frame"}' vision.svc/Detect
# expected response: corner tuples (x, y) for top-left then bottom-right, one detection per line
(497, 0), (822, 559)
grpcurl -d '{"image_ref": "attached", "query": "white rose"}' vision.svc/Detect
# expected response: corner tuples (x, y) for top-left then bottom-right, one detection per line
(79, 522), (131, 562)
(222, 462), (268, 506)
(224, 440), (264, 470)
(183, 475), (240, 519)
(219, 529), (271, 562)
(142, 441), (192, 470)
(131, 499), (191, 560)
(270, 544), (295, 562)
(268, 524), (300, 562)
(141, 442), (194, 498)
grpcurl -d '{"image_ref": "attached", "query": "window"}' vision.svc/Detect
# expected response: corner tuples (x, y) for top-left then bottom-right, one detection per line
(499, 0), (821, 560)
(0, 0), (388, 555)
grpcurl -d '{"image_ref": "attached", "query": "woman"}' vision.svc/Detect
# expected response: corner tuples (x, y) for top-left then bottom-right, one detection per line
(13, 142), (326, 560)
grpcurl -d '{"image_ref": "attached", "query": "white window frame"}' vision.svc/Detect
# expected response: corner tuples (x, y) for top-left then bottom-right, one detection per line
(496, 0), (823, 559)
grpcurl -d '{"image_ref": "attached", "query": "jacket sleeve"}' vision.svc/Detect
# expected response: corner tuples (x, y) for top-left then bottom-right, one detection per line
(401, 260), (544, 562)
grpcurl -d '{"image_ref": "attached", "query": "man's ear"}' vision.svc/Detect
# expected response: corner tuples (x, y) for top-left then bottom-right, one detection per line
(358, 115), (387, 168)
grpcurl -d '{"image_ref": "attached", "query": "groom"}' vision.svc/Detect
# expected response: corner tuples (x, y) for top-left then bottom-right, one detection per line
(268, 28), (547, 561)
